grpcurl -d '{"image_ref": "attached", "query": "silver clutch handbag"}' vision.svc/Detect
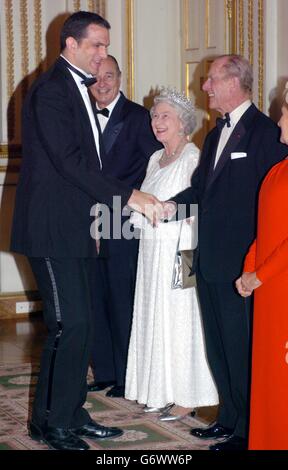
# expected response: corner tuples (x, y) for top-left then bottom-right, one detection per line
(171, 222), (196, 289)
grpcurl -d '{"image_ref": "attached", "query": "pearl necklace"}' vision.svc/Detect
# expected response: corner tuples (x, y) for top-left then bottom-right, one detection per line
(160, 139), (187, 164)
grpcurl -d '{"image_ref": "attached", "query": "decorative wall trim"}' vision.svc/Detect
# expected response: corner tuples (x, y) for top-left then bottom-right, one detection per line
(73, 1), (106, 15)
(126, 0), (134, 101)
(20, 0), (29, 100)
(88, 0), (94, 11)
(34, 0), (43, 76)
(205, 0), (209, 49)
(94, 1), (106, 16)
(5, 0), (15, 141)
(258, 0), (264, 111)
(73, 0), (81, 11)
(0, 144), (22, 158)
(248, 0), (254, 65)
(226, 0), (237, 54)
(238, 0), (244, 56)
(183, 0), (188, 50)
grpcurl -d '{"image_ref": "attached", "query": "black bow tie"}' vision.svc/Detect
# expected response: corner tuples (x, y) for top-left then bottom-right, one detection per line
(81, 76), (97, 87)
(60, 57), (97, 87)
(95, 108), (110, 118)
(216, 112), (231, 130)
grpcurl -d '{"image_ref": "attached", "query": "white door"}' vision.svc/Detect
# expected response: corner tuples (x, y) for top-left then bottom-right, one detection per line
(181, 0), (231, 148)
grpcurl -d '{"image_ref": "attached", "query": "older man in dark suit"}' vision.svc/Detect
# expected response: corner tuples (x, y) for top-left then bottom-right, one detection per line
(10, 11), (160, 451)
(87, 56), (161, 398)
(163, 55), (287, 450)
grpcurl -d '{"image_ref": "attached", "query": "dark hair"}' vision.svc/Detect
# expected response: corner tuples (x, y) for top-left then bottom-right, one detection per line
(60, 11), (110, 51)
(107, 55), (121, 75)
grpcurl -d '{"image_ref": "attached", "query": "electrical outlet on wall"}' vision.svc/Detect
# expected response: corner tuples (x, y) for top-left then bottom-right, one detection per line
(16, 301), (42, 314)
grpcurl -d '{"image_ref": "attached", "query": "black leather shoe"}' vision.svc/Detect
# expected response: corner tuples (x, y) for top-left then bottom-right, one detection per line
(209, 435), (248, 450)
(106, 385), (125, 397)
(71, 420), (123, 440)
(28, 421), (89, 450)
(190, 422), (233, 440)
(87, 380), (115, 392)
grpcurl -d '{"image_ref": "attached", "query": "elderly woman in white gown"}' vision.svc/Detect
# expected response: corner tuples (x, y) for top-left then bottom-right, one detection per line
(125, 88), (218, 420)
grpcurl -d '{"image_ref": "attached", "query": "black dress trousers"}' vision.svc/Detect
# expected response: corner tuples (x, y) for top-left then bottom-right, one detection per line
(29, 257), (94, 429)
(196, 269), (251, 438)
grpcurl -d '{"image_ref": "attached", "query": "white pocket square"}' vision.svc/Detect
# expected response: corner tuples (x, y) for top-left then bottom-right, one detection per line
(231, 152), (247, 159)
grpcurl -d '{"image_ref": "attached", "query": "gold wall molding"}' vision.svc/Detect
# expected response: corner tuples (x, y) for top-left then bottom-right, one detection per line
(228, 0), (264, 111)
(226, 0), (233, 19)
(88, 0), (94, 11)
(20, 0), (29, 100)
(5, 0), (15, 141)
(258, 0), (264, 111)
(73, 0), (81, 11)
(92, 1), (106, 16)
(205, 0), (209, 49)
(126, 0), (134, 101)
(248, 0), (254, 65)
(226, 0), (237, 54)
(238, 0), (244, 56)
(0, 144), (21, 159)
(73, 1), (106, 15)
(97, 0), (106, 16)
(34, 0), (43, 76)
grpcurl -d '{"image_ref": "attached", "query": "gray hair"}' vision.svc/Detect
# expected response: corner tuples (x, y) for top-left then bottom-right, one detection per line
(150, 87), (197, 135)
(218, 54), (253, 93)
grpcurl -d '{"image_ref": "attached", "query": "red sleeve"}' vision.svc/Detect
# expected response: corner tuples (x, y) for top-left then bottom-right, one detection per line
(243, 239), (257, 272)
(256, 237), (288, 283)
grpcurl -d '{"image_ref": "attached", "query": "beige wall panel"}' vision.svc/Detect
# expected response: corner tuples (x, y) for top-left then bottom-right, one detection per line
(184, 0), (201, 51)
(181, 0), (226, 148)
(133, 0), (181, 106)
(0, 184), (36, 293)
(205, 0), (218, 49)
(185, 61), (207, 149)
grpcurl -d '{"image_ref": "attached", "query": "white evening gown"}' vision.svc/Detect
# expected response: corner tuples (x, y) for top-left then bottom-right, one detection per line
(125, 143), (218, 408)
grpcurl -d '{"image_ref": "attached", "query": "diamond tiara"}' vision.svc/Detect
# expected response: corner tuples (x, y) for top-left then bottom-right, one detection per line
(157, 86), (195, 113)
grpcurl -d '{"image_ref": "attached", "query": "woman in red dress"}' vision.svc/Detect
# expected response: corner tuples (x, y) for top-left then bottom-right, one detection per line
(236, 86), (288, 450)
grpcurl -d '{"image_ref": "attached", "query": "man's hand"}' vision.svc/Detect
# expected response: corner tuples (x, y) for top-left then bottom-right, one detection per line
(235, 272), (262, 297)
(127, 189), (164, 226)
(162, 201), (177, 221)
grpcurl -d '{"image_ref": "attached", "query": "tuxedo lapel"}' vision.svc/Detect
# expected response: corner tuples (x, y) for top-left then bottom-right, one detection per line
(103, 122), (124, 154)
(205, 104), (258, 191)
(205, 130), (221, 188)
(55, 58), (94, 131)
(55, 58), (104, 167)
(102, 93), (126, 154)
(206, 121), (245, 190)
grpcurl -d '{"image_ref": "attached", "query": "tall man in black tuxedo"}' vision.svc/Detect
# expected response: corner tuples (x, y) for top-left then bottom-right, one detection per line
(88, 56), (161, 397)
(163, 55), (287, 450)
(10, 11), (160, 451)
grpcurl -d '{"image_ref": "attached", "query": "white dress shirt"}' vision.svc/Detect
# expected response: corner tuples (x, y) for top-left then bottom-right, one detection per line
(96, 92), (121, 132)
(214, 100), (252, 168)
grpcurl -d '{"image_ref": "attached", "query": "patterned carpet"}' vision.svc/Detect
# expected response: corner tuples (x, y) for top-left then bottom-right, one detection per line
(0, 363), (217, 451)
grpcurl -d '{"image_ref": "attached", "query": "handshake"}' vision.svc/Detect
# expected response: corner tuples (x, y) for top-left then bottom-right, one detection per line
(127, 189), (177, 226)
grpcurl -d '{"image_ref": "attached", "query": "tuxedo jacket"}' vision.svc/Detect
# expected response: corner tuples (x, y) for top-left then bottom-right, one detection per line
(99, 92), (162, 255)
(172, 104), (287, 282)
(11, 58), (132, 258)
